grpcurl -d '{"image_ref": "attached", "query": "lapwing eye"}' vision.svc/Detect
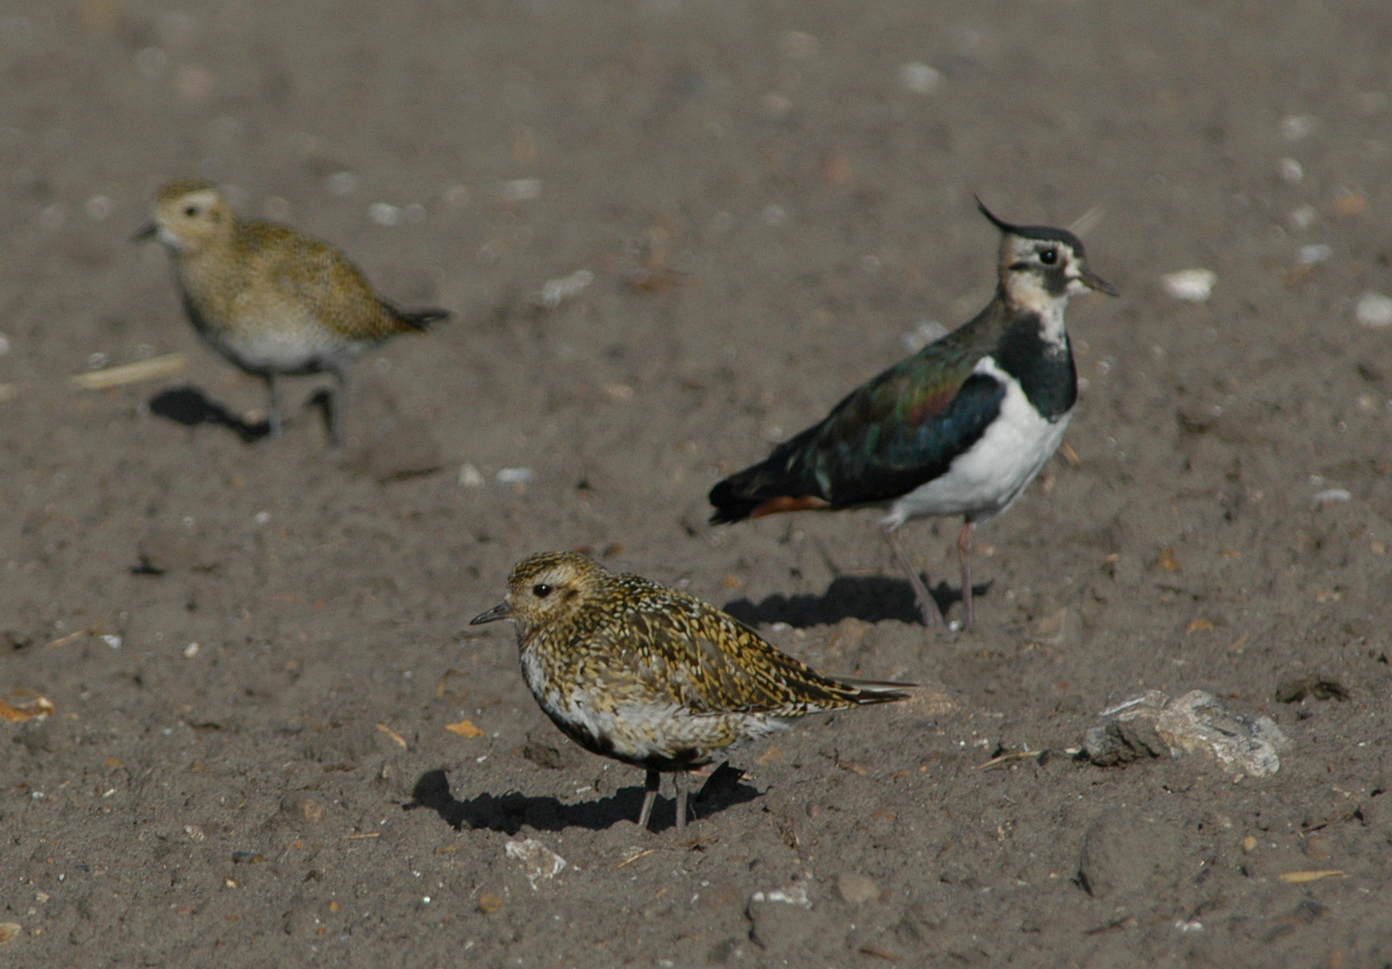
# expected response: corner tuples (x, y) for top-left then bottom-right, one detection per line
(532, 583), (552, 598)
(1038, 247), (1058, 266)
(184, 204), (199, 218)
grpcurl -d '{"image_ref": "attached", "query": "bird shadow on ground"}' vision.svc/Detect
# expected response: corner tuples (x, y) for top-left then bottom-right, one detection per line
(403, 763), (759, 835)
(722, 574), (990, 628)
(148, 385), (270, 443)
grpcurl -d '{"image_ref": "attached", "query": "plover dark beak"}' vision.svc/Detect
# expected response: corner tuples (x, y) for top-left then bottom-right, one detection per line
(470, 601), (512, 625)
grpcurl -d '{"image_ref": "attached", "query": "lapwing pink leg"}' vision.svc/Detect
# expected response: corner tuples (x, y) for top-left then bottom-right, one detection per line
(882, 522), (945, 628)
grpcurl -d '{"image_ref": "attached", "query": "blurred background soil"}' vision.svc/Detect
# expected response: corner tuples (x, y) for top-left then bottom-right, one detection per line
(2, 0), (1391, 965)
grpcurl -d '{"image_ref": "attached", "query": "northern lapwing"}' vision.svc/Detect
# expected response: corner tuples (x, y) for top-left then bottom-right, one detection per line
(709, 199), (1117, 629)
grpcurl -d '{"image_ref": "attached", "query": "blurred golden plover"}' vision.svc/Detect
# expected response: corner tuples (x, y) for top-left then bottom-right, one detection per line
(135, 179), (448, 445)
(471, 551), (912, 833)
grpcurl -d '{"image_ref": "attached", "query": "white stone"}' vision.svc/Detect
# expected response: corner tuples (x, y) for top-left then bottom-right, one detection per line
(1355, 291), (1392, 329)
(504, 838), (566, 889)
(898, 62), (941, 94)
(1162, 269), (1216, 303)
(1297, 244), (1332, 266)
(1281, 114), (1315, 140)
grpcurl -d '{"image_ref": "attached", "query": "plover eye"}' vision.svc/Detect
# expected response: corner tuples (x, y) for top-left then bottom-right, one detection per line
(1038, 247), (1058, 266)
(184, 204), (199, 217)
(532, 583), (552, 598)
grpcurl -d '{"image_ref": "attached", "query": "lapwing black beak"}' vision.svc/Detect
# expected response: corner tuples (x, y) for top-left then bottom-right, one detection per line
(470, 601), (512, 625)
(131, 222), (158, 243)
(1081, 266), (1119, 298)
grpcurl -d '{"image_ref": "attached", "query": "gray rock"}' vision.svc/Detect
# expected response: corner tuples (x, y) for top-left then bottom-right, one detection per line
(1082, 718), (1168, 766)
(1082, 689), (1290, 777)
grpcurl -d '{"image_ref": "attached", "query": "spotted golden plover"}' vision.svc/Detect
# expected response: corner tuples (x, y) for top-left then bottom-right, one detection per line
(470, 551), (912, 833)
(710, 199), (1117, 630)
(134, 179), (448, 445)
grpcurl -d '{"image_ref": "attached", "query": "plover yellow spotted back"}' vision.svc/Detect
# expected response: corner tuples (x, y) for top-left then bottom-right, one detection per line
(710, 199), (1117, 630)
(471, 551), (911, 833)
(135, 179), (448, 445)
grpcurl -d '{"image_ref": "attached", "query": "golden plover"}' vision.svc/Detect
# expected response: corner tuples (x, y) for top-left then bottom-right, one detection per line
(470, 551), (912, 833)
(135, 179), (448, 445)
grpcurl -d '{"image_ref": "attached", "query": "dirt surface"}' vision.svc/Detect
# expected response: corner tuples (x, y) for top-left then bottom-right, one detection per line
(3, 1), (1392, 965)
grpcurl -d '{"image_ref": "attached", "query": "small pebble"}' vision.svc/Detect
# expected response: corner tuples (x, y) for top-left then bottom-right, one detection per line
(326, 171), (358, 196)
(183, 642), (200, 658)
(1242, 835), (1257, 853)
(749, 885), (810, 907)
(0, 923), (20, 946)
(368, 203), (401, 227)
(1303, 834), (1333, 861)
(458, 464), (484, 487)
(898, 62), (941, 94)
(1355, 291), (1392, 329)
(1281, 114), (1315, 140)
(1162, 269), (1216, 303)
(0, 333), (9, 356)
(1289, 205), (1317, 231)
(1311, 488), (1351, 506)
(1296, 244), (1331, 266)
(539, 269), (594, 309)
(496, 467), (535, 485)
(1333, 190), (1366, 217)
(500, 178), (541, 202)
(477, 893), (504, 914)
(504, 838), (567, 888)
(1278, 158), (1303, 184)
(835, 872), (881, 906)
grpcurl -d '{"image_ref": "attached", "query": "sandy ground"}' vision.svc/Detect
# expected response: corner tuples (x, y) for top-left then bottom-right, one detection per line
(3, 0), (1392, 965)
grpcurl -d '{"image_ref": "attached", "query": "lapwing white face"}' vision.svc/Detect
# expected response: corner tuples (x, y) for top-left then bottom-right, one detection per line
(151, 186), (232, 255)
(1000, 232), (1116, 315)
